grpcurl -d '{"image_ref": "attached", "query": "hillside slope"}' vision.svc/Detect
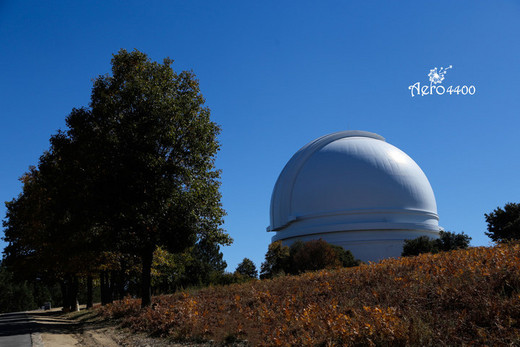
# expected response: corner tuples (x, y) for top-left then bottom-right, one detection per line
(101, 243), (520, 346)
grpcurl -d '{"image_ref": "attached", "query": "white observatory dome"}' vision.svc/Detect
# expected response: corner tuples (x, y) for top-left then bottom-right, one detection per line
(267, 130), (440, 262)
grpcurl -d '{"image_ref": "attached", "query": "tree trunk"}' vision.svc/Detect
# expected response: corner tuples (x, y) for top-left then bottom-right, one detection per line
(118, 261), (127, 299)
(60, 279), (69, 311)
(117, 269), (126, 299)
(86, 275), (93, 309)
(110, 270), (117, 302)
(70, 275), (79, 311)
(140, 249), (153, 307)
(100, 271), (107, 305)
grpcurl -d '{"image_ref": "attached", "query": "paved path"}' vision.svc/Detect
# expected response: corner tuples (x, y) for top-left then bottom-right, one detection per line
(0, 312), (35, 347)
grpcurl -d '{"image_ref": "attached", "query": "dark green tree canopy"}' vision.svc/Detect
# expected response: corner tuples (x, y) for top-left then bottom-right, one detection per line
(65, 50), (228, 254)
(289, 240), (358, 274)
(260, 239), (359, 279)
(485, 203), (520, 243)
(71, 49), (230, 306)
(437, 230), (471, 252)
(235, 258), (258, 279)
(401, 236), (437, 257)
(402, 230), (471, 257)
(3, 49), (231, 308)
(260, 241), (291, 279)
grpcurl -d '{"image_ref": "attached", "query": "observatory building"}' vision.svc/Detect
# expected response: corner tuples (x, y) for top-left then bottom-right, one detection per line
(267, 131), (440, 262)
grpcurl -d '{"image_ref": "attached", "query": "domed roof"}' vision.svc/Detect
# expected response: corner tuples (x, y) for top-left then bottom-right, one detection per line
(268, 131), (439, 241)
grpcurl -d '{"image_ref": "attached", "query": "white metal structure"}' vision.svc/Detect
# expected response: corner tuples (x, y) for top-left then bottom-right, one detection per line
(267, 131), (440, 262)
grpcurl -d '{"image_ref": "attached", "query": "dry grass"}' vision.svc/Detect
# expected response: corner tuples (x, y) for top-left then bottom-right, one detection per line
(100, 243), (520, 346)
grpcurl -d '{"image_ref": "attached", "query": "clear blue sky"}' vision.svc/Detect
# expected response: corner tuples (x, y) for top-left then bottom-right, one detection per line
(1, 1), (519, 272)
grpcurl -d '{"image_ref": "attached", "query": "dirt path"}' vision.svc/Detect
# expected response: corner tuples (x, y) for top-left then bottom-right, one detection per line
(29, 308), (120, 347)
(28, 307), (196, 347)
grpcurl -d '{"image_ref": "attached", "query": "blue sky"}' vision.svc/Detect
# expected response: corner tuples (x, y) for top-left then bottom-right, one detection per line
(1, 1), (519, 272)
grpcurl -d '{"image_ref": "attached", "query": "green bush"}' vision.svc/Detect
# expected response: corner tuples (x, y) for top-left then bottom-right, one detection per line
(0, 264), (35, 313)
(235, 258), (258, 279)
(402, 230), (471, 257)
(260, 239), (359, 278)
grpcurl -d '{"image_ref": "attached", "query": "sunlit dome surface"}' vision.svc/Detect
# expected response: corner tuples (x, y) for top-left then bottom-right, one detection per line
(267, 130), (440, 262)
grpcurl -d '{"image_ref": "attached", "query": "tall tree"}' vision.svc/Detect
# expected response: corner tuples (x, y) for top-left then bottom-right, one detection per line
(65, 49), (229, 306)
(485, 203), (520, 243)
(3, 148), (92, 311)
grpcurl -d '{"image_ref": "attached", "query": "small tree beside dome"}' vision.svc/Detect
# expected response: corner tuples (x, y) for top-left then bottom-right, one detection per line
(235, 258), (258, 279)
(260, 239), (359, 279)
(402, 230), (471, 257)
(260, 241), (290, 279)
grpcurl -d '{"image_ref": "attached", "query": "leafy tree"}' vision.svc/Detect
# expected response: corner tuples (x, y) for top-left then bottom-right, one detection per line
(402, 236), (437, 257)
(260, 239), (359, 278)
(329, 244), (360, 268)
(2, 49), (230, 308)
(485, 202), (520, 243)
(290, 240), (359, 274)
(62, 49), (230, 306)
(437, 230), (471, 251)
(290, 240), (341, 273)
(260, 241), (290, 279)
(2, 145), (95, 311)
(151, 246), (178, 293)
(0, 262), (35, 313)
(402, 230), (471, 257)
(0, 261), (63, 313)
(151, 235), (230, 291)
(3, 166), (54, 282)
(184, 237), (228, 286)
(235, 258), (258, 279)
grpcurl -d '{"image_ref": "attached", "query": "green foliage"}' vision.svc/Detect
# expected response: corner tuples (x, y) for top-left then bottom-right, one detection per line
(73, 49), (230, 306)
(0, 265), (35, 313)
(290, 240), (341, 272)
(183, 238), (228, 286)
(0, 262), (63, 313)
(329, 244), (360, 268)
(151, 238), (230, 294)
(73, 48), (228, 254)
(485, 202), (520, 243)
(260, 239), (359, 278)
(437, 230), (472, 251)
(290, 240), (359, 274)
(235, 258), (258, 279)
(151, 246), (179, 291)
(2, 49), (231, 308)
(402, 230), (471, 257)
(260, 241), (290, 279)
(402, 236), (438, 256)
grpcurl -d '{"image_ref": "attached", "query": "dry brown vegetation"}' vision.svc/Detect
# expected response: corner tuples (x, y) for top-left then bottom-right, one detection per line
(100, 243), (520, 346)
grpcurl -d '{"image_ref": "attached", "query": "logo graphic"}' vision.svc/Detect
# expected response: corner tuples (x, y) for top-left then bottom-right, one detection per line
(408, 65), (476, 97)
(428, 65), (452, 84)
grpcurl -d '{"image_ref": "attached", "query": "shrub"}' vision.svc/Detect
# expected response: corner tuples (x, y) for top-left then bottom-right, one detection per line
(290, 240), (341, 272)
(260, 239), (359, 278)
(235, 258), (258, 279)
(402, 230), (471, 257)
(260, 241), (290, 279)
